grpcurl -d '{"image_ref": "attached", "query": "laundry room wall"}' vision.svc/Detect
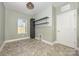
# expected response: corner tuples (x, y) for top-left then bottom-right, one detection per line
(34, 5), (56, 43)
(0, 3), (5, 47)
(5, 8), (31, 40)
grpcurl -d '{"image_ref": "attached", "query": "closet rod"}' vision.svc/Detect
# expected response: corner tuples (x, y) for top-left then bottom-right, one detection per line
(34, 16), (49, 22)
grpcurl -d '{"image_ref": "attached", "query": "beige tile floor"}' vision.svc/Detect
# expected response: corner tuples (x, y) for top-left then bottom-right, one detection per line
(0, 39), (77, 56)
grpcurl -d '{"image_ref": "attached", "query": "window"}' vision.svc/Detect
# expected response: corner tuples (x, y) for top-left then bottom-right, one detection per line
(17, 19), (26, 34)
(61, 4), (70, 12)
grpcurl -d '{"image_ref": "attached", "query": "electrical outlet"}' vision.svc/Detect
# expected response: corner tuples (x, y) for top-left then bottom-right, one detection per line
(40, 35), (41, 41)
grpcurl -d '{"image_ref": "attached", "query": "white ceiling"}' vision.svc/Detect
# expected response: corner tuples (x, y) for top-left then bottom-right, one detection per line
(4, 2), (66, 16)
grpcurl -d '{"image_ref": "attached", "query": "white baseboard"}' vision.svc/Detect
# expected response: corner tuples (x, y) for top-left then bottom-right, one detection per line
(35, 37), (40, 40)
(4, 37), (30, 43)
(42, 39), (53, 45)
(35, 37), (57, 45)
(42, 39), (57, 45)
(0, 42), (6, 52)
(0, 37), (30, 52)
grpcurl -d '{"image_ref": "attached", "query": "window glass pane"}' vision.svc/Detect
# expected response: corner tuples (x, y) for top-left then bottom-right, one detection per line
(17, 19), (26, 34)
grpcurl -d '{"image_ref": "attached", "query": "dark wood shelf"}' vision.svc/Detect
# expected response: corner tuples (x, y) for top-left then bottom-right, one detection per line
(35, 22), (49, 25)
(34, 17), (49, 22)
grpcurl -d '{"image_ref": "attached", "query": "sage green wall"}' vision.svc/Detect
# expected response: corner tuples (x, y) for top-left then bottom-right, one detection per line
(34, 5), (56, 43)
(77, 6), (79, 48)
(0, 3), (5, 47)
(77, 9), (79, 48)
(5, 8), (31, 40)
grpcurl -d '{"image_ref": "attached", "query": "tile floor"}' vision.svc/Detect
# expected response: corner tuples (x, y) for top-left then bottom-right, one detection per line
(0, 39), (77, 56)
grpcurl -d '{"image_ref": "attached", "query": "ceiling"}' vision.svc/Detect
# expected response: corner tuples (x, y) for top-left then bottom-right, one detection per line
(4, 2), (66, 16)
